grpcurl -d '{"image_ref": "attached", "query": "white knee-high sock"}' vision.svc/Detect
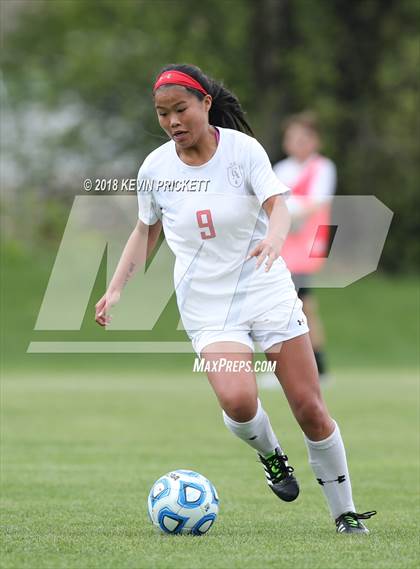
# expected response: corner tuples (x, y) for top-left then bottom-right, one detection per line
(304, 420), (356, 519)
(222, 399), (281, 458)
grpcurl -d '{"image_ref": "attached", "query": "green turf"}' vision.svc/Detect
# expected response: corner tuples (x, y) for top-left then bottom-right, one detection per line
(1, 367), (418, 569)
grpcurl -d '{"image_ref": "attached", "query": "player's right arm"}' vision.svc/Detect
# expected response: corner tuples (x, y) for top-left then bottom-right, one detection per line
(94, 219), (162, 327)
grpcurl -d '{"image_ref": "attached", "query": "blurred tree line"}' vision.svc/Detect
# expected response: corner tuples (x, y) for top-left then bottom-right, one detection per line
(1, 0), (419, 272)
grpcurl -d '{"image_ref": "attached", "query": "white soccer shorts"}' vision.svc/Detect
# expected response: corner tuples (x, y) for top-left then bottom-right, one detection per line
(189, 296), (309, 356)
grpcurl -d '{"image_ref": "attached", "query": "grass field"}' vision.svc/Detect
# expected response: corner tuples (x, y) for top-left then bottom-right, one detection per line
(1, 246), (419, 567)
(1, 366), (418, 569)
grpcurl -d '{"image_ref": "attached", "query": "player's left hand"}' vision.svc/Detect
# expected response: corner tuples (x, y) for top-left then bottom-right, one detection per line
(247, 238), (282, 272)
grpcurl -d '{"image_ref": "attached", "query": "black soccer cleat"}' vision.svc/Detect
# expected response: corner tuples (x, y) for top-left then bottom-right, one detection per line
(258, 447), (300, 502)
(335, 510), (377, 534)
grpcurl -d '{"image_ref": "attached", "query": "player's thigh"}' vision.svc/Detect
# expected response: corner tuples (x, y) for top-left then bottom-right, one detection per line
(201, 341), (258, 419)
(265, 334), (325, 412)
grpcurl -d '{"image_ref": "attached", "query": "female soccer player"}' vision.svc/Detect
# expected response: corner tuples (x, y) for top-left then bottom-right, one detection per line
(95, 64), (375, 534)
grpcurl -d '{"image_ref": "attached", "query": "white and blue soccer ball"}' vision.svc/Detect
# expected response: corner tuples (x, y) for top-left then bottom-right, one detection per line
(147, 470), (219, 535)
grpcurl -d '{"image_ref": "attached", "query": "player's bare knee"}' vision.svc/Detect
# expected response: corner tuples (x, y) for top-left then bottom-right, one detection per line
(294, 398), (329, 434)
(221, 395), (257, 422)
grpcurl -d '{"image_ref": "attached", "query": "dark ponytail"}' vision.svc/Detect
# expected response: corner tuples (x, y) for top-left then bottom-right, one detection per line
(155, 63), (254, 136)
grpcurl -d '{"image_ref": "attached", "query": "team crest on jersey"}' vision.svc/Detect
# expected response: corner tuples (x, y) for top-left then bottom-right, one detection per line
(227, 163), (244, 188)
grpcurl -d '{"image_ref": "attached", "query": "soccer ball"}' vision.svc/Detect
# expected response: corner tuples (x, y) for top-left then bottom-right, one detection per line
(147, 469), (219, 535)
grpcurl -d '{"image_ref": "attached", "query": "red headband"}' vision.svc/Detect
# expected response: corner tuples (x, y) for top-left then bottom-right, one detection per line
(153, 70), (208, 96)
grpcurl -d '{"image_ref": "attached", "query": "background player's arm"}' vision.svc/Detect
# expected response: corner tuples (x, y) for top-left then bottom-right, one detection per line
(248, 194), (291, 272)
(95, 219), (162, 326)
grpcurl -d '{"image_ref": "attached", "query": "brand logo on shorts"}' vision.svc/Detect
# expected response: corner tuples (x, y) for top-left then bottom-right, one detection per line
(227, 163), (244, 188)
(297, 319), (305, 326)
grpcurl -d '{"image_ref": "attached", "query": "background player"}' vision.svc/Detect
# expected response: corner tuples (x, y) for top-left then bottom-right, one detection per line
(273, 112), (336, 381)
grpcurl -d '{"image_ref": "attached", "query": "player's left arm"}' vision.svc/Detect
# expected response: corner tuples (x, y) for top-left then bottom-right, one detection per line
(247, 194), (291, 272)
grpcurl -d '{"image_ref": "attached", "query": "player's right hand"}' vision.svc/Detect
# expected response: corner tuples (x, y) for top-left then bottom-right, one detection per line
(95, 290), (121, 327)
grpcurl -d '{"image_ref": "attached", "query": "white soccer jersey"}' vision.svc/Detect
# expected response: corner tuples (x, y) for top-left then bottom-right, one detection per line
(137, 127), (294, 333)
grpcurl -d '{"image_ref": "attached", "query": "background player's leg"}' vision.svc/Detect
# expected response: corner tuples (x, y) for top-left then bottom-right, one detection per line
(293, 274), (329, 379)
(265, 334), (356, 519)
(301, 293), (328, 378)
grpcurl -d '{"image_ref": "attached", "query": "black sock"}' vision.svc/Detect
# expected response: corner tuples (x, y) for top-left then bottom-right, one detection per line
(314, 350), (327, 375)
